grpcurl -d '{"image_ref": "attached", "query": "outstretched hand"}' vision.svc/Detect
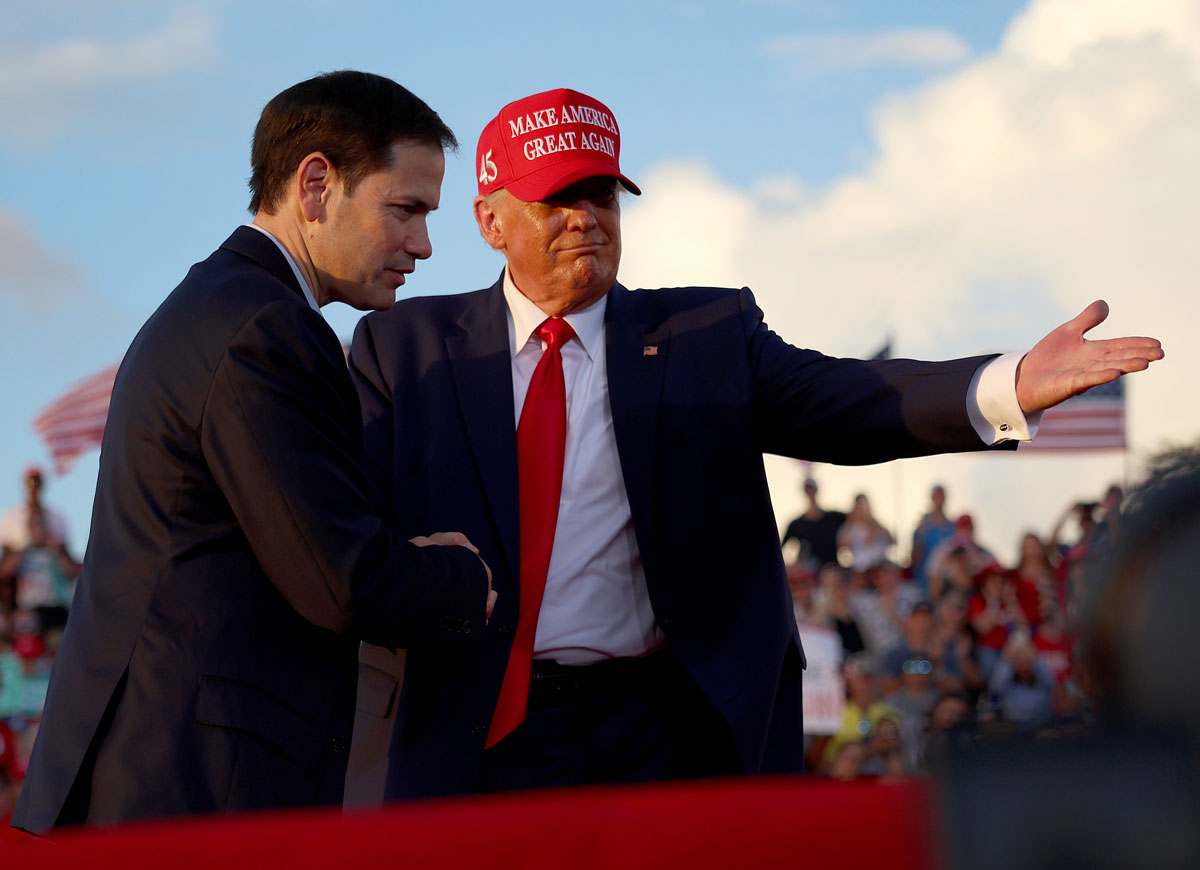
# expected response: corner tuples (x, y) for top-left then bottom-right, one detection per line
(1015, 300), (1163, 415)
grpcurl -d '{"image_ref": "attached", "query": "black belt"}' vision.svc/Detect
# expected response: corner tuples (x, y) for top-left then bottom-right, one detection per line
(527, 649), (676, 705)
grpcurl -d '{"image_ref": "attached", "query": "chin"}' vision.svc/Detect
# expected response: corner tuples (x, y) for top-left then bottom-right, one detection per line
(369, 292), (398, 311)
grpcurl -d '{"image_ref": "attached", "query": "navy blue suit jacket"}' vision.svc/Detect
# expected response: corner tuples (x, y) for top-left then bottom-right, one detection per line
(12, 227), (489, 833)
(349, 277), (1001, 797)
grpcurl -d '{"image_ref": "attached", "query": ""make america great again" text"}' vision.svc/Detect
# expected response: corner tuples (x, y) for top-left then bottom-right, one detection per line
(507, 103), (618, 161)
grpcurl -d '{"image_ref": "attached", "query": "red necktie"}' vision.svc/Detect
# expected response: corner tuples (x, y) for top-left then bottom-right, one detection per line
(486, 316), (576, 748)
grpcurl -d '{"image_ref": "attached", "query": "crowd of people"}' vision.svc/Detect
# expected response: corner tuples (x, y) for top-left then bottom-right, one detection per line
(0, 461), (1132, 817)
(0, 466), (78, 826)
(785, 478), (1125, 781)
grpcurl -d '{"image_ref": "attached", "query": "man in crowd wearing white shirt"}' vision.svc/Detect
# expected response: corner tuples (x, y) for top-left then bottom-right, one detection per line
(348, 86), (1163, 798)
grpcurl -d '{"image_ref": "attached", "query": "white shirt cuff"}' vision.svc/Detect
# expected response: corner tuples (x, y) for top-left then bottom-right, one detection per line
(966, 352), (1043, 444)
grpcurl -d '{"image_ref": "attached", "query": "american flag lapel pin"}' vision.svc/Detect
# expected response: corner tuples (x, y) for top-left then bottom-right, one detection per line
(643, 345), (658, 357)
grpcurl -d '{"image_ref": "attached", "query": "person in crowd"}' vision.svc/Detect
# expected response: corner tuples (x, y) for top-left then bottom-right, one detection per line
(820, 653), (903, 771)
(881, 601), (962, 696)
(909, 484), (955, 594)
(347, 84), (1161, 799)
(927, 543), (977, 604)
(915, 691), (975, 772)
(968, 563), (1026, 679)
(781, 478), (846, 571)
(1032, 600), (1079, 717)
(827, 739), (867, 782)
(1076, 447), (1200, 735)
(931, 591), (983, 701)
(1093, 482), (1124, 550)
(882, 646), (942, 762)
(1011, 531), (1059, 614)
(851, 560), (918, 660)
(1050, 499), (1105, 607)
(926, 514), (994, 593)
(987, 630), (1056, 731)
(837, 493), (894, 571)
(811, 564), (866, 660)
(940, 454), (1200, 870)
(787, 562), (816, 626)
(859, 714), (906, 779)
(11, 71), (492, 835)
(0, 510), (80, 636)
(0, 467), (67, 555)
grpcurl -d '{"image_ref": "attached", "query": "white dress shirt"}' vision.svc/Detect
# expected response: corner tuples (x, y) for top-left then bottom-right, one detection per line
(504, 270), (1036, 664)
(504, 273), (663, 664)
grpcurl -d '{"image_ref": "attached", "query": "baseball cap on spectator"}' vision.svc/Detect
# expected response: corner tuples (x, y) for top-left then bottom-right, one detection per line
(476, 88), (641, 202)
(972, 559), (1006, 588)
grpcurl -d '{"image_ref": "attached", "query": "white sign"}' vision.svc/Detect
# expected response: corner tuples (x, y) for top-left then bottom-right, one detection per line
(798, 623), (845, 735)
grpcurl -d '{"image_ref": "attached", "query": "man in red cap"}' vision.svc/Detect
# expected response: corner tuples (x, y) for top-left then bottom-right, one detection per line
(348, 87), (1162, 798)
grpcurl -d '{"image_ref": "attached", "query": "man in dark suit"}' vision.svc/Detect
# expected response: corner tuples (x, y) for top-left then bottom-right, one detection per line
(12, 71), (493, 834)
(348, 87), (1162, 798)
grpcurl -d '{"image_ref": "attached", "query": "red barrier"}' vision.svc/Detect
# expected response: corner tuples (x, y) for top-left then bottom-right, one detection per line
(5, 777), (937, 869)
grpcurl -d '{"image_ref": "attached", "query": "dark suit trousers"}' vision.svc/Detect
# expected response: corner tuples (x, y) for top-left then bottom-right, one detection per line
(474, 649), (740, 793)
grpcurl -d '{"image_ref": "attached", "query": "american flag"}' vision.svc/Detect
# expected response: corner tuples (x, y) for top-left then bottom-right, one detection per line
(32, 365), (119, 475)
(1019, 377), (1126, 452)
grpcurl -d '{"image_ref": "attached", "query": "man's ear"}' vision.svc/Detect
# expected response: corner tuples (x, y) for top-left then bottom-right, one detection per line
(473, 194), (505, 251)
(298, 153), (335, 222)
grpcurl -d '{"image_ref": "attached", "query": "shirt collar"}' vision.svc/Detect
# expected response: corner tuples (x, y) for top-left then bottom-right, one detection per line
(502, 266), (607, 362)
(244, 223), (321, 314)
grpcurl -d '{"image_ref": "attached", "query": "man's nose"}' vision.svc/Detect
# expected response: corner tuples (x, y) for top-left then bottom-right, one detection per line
(407, 219), (433, 260)
(564, 200), (598, 231)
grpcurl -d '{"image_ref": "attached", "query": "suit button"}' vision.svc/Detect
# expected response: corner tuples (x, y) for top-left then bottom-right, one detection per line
(471, 723), (487, 738)
(330, 735), (348, 754)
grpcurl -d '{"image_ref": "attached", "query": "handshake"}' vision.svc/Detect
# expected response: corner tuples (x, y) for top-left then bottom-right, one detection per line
(409, 531), (497, 620)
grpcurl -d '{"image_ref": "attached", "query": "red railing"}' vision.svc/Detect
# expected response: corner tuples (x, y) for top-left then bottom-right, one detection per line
(4, 777), (937, 869)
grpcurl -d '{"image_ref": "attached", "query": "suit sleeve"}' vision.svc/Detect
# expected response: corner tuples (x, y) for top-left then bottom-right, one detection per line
(200, 300), (489, 646)
(739, 288), (1010, 464)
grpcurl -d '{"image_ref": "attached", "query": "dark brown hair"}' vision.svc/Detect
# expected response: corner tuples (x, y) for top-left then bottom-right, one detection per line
(248, 70), (457, 214)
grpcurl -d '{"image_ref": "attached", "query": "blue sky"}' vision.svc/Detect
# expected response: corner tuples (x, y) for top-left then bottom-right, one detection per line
(2, 0), (1194, 562)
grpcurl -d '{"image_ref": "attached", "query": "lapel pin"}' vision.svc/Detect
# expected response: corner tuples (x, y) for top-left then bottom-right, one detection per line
(643, 346), (658, 357)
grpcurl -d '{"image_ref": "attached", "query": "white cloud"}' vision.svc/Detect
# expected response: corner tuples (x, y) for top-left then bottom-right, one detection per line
(0, 9), (218, 145)
(623, 0), (1199, 561)
(762, 28), (970, 79)
(0, 206), (80, 312)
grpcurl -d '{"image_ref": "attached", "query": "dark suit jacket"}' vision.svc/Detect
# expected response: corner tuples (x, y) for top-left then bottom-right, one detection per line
(11, 227), (488, 834)
(348, 277), (1005, 798)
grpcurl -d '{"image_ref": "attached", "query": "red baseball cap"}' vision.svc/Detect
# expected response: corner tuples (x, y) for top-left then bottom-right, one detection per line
(476, 88), (641, 202)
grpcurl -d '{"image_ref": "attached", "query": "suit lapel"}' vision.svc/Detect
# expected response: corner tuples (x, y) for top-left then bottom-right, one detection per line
(220, 225), (307, 301)
(446, 281), (520, 583)
(605, 285), (668, 578)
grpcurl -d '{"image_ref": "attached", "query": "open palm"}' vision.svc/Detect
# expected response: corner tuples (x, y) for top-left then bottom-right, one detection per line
(1015, 300), (1164, 415)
